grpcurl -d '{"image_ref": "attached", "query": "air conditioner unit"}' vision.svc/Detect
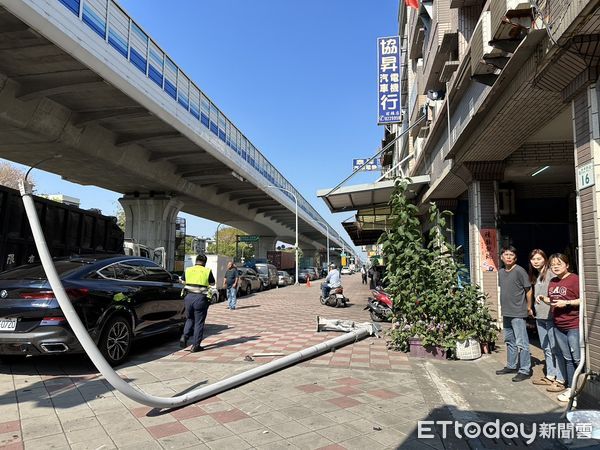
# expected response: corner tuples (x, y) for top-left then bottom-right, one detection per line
(498, 189), (515, 215)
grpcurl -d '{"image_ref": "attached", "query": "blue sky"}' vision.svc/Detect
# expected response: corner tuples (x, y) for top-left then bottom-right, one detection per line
(4, 0), (399, 256)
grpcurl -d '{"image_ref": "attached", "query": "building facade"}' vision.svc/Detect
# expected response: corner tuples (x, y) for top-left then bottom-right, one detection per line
(383, 0), (600, 406)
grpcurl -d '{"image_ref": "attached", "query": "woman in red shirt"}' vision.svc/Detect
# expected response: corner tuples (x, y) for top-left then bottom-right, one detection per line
(539, 253), (580, 403)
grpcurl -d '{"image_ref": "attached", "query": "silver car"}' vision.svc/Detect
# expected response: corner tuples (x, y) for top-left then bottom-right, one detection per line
(277, 271), (293, 286)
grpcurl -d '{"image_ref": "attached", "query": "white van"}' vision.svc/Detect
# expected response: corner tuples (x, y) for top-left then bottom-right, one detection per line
(184, 254), (232, 302)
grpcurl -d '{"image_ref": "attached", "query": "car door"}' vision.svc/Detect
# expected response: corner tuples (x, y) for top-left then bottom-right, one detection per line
(246, 268), (261, 291)
(135, 260), (184, 331)
(107, 259), (175, 335)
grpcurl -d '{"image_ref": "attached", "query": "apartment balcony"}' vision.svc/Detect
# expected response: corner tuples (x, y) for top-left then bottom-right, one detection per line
(438, 20), (459, 83)
(422, 0), (459, 93)
(471, 10), (505, 85)
(439, 60), (460, 82)
(408, 9), (425, 60)
(450, 0), (485, 8)
(534, 0), (590, 43)
(490, 0), (533, 52)
(410, 94), (428, 136)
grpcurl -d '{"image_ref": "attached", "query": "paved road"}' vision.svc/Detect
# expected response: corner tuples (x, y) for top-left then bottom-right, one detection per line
(0, 273), (585, 449)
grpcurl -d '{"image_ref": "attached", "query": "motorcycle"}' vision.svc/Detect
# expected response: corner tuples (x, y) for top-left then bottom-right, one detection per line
(365, 288), (392, 322)
(319, 282), (348, 308)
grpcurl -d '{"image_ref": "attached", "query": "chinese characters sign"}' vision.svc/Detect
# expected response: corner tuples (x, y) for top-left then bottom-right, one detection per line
(480, 229), (499, 272)
(353, 158), (382, 171)
(377, 36), (401, 124)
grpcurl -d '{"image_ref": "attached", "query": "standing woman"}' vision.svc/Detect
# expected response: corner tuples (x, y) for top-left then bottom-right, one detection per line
(528, 250), (566, 392)
(540, 253), (581, 402)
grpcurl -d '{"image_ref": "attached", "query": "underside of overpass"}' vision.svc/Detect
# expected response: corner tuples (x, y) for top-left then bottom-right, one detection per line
(0, 4), (344, 267)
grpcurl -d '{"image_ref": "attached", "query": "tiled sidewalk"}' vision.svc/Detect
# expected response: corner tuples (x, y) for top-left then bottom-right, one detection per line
(0, 274), (581, 449)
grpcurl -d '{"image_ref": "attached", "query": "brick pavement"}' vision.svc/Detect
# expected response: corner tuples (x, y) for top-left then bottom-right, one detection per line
(0, 273), (589, 449)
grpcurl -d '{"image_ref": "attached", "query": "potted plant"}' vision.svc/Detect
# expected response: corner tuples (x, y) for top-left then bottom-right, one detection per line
(478, 322), (499, 354)
(455, 330), (481, 360)
(381, 179), (493, 358)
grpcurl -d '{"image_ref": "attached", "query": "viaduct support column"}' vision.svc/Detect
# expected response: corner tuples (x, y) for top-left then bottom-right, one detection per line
(464, 162), (505, 322)
(118, 194), (183, 271)
(255, 237), (277, 260)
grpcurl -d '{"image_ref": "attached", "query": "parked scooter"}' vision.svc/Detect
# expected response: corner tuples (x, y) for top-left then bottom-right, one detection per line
(365, 288), (392, 322)
(319, 282), (349, 308)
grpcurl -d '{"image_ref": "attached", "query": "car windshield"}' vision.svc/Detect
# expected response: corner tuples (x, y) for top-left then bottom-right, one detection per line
(0, 260), (89, 280)
(256, 266), (268, 275)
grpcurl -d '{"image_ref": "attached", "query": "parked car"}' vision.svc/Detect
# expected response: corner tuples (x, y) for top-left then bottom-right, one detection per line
(237, 267), (262, 296)
(341, 267), (352, 275)
(0, 255), (186, 366)
(298, 269), (311, 283)
(304, 267), (318, 280)
(255, 263), (278, 289)
(277, 271), (293, 286)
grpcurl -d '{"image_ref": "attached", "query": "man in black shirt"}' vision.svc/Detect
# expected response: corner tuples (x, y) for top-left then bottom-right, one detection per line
(223, 261), (240, 310)
(495, 246), (532, 382)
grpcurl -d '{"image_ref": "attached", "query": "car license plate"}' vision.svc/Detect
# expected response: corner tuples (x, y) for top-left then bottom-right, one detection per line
(0, 318), (17, 332)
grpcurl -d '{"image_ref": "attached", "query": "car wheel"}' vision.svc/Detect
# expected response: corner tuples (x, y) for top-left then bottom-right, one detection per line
(212, 293), (218, 304)
(246, 285), (252, 296)
(100, 315), (132, 366)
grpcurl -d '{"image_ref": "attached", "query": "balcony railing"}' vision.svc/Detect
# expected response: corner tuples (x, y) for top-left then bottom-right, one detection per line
(533, 0), (585, 43)
(55, 0), (342, 242)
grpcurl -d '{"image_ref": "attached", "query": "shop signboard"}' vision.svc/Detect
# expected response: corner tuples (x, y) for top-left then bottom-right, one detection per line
(353, 158), (382, 171)
(377, 36), (401, 124)
(480, 228), (499, 272)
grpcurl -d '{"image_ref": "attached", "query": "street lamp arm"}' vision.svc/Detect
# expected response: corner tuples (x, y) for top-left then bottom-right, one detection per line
(265, 185), (299, 285)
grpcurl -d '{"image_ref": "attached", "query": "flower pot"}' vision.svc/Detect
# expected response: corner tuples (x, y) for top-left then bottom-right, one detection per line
(408, 337), (447, 360)
(456, 338), (481, 360)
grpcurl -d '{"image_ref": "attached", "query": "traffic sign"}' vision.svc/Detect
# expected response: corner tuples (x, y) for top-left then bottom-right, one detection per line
(239, 235), (259, 243)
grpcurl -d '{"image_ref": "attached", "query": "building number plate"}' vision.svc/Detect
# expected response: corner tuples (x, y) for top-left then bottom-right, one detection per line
(577, 163), (595, 191)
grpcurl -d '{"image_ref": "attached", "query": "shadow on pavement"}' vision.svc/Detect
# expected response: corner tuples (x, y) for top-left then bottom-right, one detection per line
(204, 335), (261, 350)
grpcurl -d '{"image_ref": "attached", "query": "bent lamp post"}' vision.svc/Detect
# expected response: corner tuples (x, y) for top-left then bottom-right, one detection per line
(265, 185), (299, 285)
(19, 178), (377, 408)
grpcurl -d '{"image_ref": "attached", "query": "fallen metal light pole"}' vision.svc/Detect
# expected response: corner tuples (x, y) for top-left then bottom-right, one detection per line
(19, 178), (378, 409)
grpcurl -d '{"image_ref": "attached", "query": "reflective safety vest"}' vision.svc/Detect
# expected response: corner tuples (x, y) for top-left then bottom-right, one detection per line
(185, 265), (211, 287)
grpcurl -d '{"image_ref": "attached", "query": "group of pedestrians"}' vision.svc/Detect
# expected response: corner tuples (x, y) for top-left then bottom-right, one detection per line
(496, 246), (581, 403)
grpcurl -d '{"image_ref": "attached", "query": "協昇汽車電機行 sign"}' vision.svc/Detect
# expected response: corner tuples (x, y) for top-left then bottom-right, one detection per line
(377, 36), (401, 125)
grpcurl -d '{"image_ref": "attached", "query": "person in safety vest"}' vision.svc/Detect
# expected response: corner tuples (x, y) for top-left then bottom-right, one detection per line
(180, 254), (215, 352)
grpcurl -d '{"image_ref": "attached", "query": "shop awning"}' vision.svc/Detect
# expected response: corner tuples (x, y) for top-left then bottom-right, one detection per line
(342, 219), (384, 246)
(316, 175), (430, 214)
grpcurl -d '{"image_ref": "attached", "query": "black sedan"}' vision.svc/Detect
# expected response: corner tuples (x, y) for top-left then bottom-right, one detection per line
(0, 255), (185, 365)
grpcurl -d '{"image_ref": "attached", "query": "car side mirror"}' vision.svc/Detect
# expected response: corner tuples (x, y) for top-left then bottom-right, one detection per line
(172, 273), (183, 283)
